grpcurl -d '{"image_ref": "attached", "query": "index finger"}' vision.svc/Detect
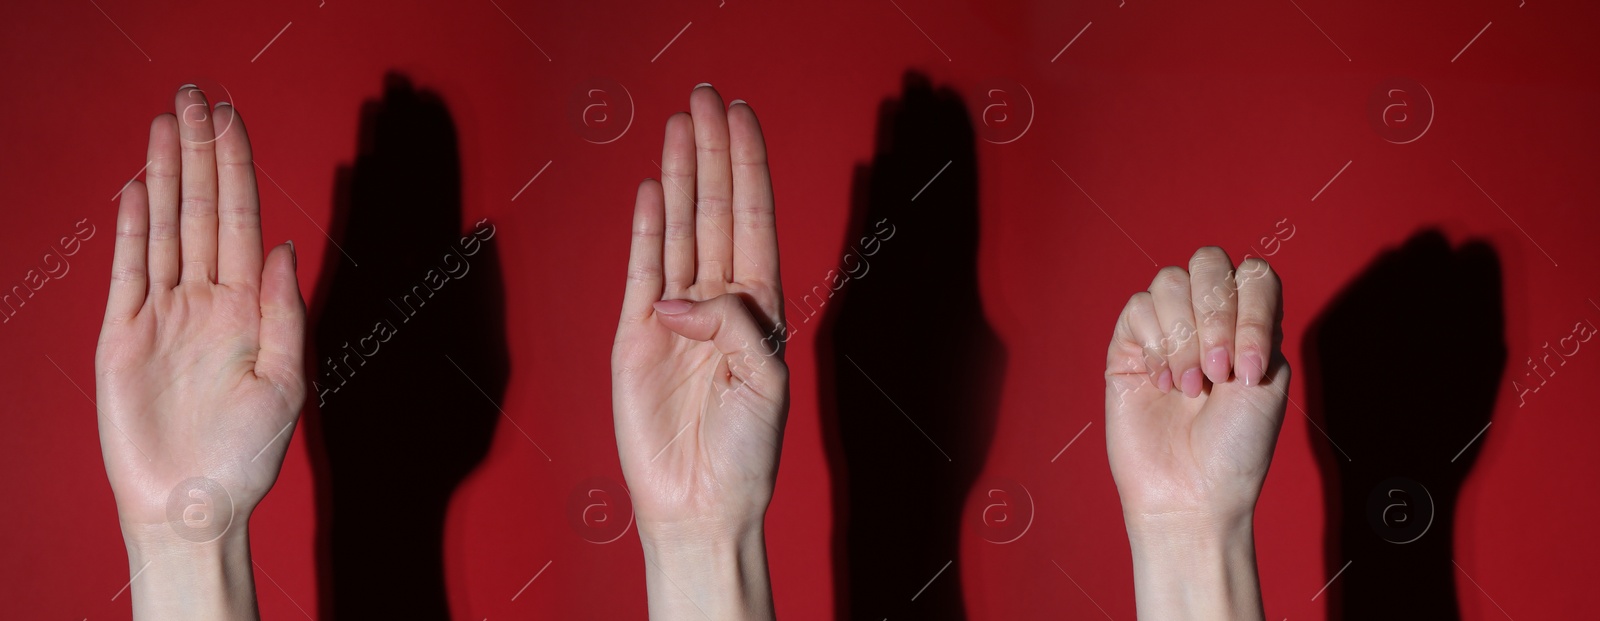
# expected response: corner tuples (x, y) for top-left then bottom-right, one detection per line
(1233, 257), (1282, 387)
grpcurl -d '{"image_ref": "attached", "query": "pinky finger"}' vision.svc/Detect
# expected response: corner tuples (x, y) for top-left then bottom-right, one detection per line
(106, 179), (150, 322)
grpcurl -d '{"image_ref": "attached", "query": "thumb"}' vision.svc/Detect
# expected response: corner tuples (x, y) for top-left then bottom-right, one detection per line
(257, 241), (307, 403)
(653, 294), (784, 382)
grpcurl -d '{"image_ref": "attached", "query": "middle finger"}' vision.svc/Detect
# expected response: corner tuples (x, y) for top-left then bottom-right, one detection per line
(175, 86), (219, 284)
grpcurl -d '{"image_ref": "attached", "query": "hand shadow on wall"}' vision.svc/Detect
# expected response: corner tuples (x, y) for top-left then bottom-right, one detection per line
(1303, 229), (1506, 620)
(304, 73), (509, 620)
(815, 72), (1006, 621)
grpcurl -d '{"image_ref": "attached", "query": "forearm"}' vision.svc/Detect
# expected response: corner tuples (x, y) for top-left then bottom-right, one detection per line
(1126, 513), (1263, 621)
(123, 522), (260, 621)
(640, 523), (775, 621)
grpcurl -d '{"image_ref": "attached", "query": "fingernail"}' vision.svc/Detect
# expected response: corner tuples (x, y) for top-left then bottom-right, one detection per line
(1156, 369), (1173, 393)
(1181, 368), (1203, 398)
(1241, 352), (1264, 387)
(653, 299), (692, 315)
(729, 99), (748, 108)
(214, 101), (231, 109)
(694, 82), (714, 90)
(287, 240), (296, 268)
(1204, 347), (1230, 384)
(179, 83), (197, 90)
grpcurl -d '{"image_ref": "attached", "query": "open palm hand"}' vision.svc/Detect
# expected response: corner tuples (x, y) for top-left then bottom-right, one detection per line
(611, 86), (787, 533)
(95, 87), (304, 544)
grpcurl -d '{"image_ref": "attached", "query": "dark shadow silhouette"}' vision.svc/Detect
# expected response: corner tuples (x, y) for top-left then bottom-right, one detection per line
(1303, 229), (1506, 620)
(304, 74), (508, 620)
(814, 72), (1005, 620)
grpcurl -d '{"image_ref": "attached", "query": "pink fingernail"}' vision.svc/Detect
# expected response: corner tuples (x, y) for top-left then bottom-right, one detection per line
(1241, 352), (1265, 387)
(653, 299), (692, 315)
(1156, 369), (1173, 393)
(1181, 368), (1203, 398)
(1204, 347), (1230, 384)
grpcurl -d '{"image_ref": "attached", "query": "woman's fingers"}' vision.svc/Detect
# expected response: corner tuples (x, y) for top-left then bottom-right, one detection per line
(621, 179), (667, 324)
(255, 241), (305, 398)
(728, 101), (780, 290)
(145, 114), (182, 289)
(1148, 267), (1201, 396)
(175, 86), (219, 284)
(1108, 291), (1172, 391)
(105, 180), (150, 322)
(1188, 246), (1238, 385)
(660, 112), (697, 296)
(1233, 257), (1282, 387)
(1111, 250), (1283, 395)
(689, 85), (735, 285)
(213, 102), (263, 289)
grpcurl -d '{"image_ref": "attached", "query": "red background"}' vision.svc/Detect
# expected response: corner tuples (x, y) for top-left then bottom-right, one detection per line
(3, 0), (1598, 618)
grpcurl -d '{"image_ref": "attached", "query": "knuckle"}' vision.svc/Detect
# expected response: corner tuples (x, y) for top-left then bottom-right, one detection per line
(1237, 257), (1277, 284)
(147, 220), (178, 241)
(147, 159), (180, 180)
(1189, 245), (1231, 273)
(1235, 318), (1275, 339)
(663, 219), (694, 240)
(698, 257), (732, 279)
(181, 140), (216, 156)
(695, 194), (732, 216)
(218, 203), (260, 223)
(181, 195), (216, 216)
(1199, 330), (1233, 351)
(1196, 284), (1235, 314)
(110, 265), (145, 283)
(695, 142), (730, 157)
(732, 200), (772, 219)
(218, 155), (254, 171)
(1150, 266), (1190, 292)
(1196, 302), (1234, 327)
(626, 264), (659, 283)
(1166, 319), (1198, 345)
(660, 171), (695, 193)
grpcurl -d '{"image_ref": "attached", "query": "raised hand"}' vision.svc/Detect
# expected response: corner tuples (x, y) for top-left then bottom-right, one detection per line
(1103, 247), (1287, 620)
(611, 84), (785, 620)
(95, 86), (303, 620)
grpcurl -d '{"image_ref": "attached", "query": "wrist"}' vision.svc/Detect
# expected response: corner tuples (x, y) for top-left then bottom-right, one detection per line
(122, 521), (260, 620)
(639, 521), (774, 621)
(124, 524), (259, 621)
(1124, 504), (1253, 544)
(1126, 511), (1263, 621)
(638, 510), (764, 545)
